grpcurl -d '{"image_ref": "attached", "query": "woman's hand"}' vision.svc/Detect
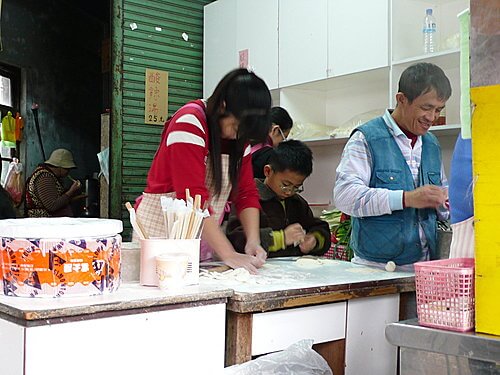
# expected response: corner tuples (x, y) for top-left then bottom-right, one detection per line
(201, 216), (265, 274)
(244, 242), (267, 263)
(222, 252), (265, 275)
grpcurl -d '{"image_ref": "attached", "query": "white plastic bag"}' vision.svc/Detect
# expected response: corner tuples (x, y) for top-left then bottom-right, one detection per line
(224, 339), (332, 375)
(4, 158), (23, 206)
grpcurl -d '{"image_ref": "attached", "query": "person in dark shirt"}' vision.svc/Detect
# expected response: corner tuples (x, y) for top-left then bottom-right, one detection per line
(25, 148), (82, 217)
(227, 140), (330, 257)
(0, 185), (16, 219)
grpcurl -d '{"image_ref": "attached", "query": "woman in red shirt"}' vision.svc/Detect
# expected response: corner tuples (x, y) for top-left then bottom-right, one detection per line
(136, 69), (272, 273)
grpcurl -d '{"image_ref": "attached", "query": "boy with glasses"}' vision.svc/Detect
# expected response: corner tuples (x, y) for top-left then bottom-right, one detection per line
(227, 140), (331, 257)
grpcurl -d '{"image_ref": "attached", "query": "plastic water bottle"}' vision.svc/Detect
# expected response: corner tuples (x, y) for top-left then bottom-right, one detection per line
(423, 8), (437, 54)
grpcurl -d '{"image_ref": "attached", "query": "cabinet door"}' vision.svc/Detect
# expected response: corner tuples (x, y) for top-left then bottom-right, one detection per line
(279, 0), (328, 87)
(345, 295), (399, 375)
(0, 319), (24, 375)
(24, 304), (227, 374)
(236, 0), (279, 90)
(203, 0), (238, 98)
(328, 0), (389, 77)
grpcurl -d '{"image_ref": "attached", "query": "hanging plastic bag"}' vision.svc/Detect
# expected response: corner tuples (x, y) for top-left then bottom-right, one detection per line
(1, 111), (16, 147)
(4, 158), (24, 206)
(15, 112), (24, 142)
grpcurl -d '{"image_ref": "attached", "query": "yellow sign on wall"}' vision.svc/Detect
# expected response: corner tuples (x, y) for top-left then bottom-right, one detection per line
(145, 68), (168, 125)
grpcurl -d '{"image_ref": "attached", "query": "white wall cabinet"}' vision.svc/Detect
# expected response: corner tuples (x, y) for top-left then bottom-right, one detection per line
(328, 0), (389, 77)
(236, 0), (279, 90)
(278, 0), (328, 87)
(205, 0), (389, 92)
(203, 0), (279, 97)
(203, 0), (237, 98)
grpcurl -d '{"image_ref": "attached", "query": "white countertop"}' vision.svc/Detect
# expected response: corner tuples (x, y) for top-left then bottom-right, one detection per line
(0, 283), (232, 322)
(0, 258), (415, 322)
(199, 258), (414, 294)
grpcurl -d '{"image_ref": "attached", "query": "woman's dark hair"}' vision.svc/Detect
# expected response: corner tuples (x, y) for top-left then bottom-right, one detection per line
(271, 106), (293, 132)
(206, 69), (271, 195)
(398, 62), (452, 103)
(269, 140), (313, 177)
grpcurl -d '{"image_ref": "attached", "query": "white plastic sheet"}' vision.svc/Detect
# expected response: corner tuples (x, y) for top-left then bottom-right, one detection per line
(224, 339), (332, 375)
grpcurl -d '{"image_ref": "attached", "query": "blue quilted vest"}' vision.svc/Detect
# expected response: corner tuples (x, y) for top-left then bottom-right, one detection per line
(350, 117), (442, 265)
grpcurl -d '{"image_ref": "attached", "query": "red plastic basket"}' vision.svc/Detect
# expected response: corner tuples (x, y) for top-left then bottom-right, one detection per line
(414, 258), (475, 332)
(323, 238), (350, 261)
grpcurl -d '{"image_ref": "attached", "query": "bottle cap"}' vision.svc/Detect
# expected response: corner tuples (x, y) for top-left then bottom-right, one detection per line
(426, 8), (432, 15)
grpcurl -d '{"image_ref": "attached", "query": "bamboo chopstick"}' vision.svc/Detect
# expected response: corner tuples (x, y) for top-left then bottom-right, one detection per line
(125, 202), (149, 239)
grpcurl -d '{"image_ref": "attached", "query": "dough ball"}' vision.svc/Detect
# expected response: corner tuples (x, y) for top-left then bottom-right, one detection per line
(385, 261), (396, 272)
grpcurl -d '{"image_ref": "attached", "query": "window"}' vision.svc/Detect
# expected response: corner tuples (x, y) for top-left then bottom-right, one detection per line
(0, 63), (20, 115)
(0, 75), (12, 107)
(0, 63), (21, 185)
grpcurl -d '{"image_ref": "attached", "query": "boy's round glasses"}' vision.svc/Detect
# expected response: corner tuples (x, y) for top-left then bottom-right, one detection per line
(280, 183), (304, 194)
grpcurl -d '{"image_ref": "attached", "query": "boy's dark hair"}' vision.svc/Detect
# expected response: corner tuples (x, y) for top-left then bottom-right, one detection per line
(268, 140), (313, 177)
(398, 62), (452, 103)
(271, 106), (293, 132)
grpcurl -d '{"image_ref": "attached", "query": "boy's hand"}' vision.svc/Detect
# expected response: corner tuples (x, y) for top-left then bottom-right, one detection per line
(299, 233), (317, 254)
(284, 223), (305, 246)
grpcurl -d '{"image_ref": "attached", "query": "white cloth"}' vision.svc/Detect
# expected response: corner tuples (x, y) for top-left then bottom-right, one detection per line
(449, 216), (475, 258)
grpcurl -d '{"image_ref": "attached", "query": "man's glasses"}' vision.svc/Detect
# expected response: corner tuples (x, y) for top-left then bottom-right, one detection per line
(280, 183), (304, 194)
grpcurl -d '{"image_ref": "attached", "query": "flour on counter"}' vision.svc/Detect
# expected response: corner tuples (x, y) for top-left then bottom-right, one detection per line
(200, 268), (272, 285)
(295, 257), (339, 268)
(199, 262), (318, 286)
(346, 267), (384, 274)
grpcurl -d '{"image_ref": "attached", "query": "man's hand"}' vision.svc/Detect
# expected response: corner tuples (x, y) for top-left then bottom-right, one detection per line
(404, 185), (447, 209)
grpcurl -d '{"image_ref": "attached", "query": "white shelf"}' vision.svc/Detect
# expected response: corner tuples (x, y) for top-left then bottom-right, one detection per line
(406, 0), (464, 4)
(392, 48), (459, 67)
(429, 123), (461, 135)
(301, 124), (460, 147)
(281, 67), (389, 92)
(303, 136), (348, 146)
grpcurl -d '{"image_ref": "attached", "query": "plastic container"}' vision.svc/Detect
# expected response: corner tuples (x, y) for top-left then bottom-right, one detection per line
(140, 238), (200, 287)
(423, 8), (437, 54)
(0, 218), (122, 298)
(414, 258), (475, 332)
(155, 253), (189, 290)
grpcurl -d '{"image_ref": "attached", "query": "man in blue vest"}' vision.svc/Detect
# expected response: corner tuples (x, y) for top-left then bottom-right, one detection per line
(334, 63), (451, 271)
